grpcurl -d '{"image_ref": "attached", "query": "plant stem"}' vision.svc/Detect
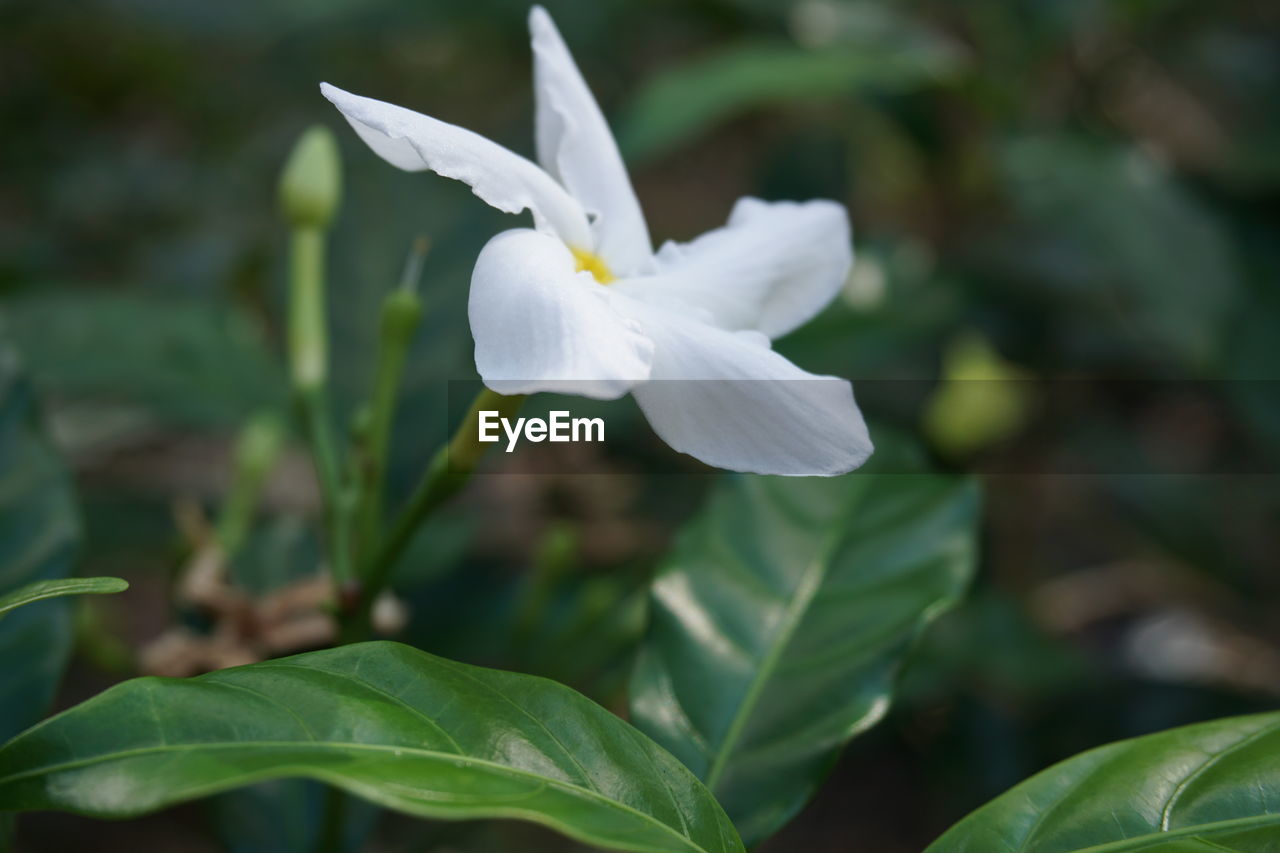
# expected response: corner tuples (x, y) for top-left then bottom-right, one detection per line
(286, 222), (353, 590)
(281, 127), (351, 853)
(353, 243), (427, 561)
(348, 387), (523, 633)
(300, 387), (354, 588)
(288, 228), (328, 392)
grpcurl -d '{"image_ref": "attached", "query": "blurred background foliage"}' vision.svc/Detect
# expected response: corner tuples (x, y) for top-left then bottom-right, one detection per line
(2, 0), (1279, 850)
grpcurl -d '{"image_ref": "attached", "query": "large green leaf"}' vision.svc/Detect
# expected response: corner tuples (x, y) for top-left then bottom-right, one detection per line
(630, 471), (980, 845)
(926, 712), (1280, 852)
(0, 342), (81, 742)
(0, 641), (744, 853)
(0, 577), (127, 619)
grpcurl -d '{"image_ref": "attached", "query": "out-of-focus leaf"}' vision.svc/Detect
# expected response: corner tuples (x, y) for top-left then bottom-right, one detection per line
(4, 292), (286, 428)
(0, 641), (745, 853)
(619, 40), (962, 162)
(1000, 139), (1238, 369)
(0, 577), (126, 619)
(631, 469), (980, 845)
(390, 507), (475, 590)
(1225, 257), (1280, 464)
(0, 342), (81, 742)
(211, 780), (377, 853)
(926, 712), (1280, 851)
(229, 515), (323, 596)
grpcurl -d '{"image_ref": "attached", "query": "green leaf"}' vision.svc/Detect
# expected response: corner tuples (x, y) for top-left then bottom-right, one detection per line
(999, 138), (1239, 368)
(0, 341), (81, 742)
(630, 471), (980, 845)
(0, 641), (744, 853)
(926, 712), (1280, 852)
(618, 40), (961, 162)
(0, 577), (127, 619)
(5, 291), (286, 430)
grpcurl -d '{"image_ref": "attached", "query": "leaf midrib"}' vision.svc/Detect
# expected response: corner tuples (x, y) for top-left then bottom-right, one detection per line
(0, 739), (712, 853)
(1064, 813), (1280, 853)
(702, 530), (840, 790)
(1016, 717), (1280, 853)
(698, 482), (972, 794)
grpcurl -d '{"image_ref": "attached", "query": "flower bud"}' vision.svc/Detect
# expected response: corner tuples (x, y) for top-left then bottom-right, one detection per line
(380, 286), (424, 343)
(279, 126), (342, 229)
(217, 411), (286, 556)
(235, 412), (287, 478)
(923, 332), (1032, 458)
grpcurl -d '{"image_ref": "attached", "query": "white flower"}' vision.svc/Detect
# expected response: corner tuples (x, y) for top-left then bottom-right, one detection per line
(321, 6), (872, 476)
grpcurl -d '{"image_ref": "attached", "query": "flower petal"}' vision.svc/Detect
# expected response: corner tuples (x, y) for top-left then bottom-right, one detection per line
(615, 300), (872, 476)
(469, 229), (654, 399)
(320, 82), (593, 249)
(529, 7), (653, 275)
(615, 197), (852, 339)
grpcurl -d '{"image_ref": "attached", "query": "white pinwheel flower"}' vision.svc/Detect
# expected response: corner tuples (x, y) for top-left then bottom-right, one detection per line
(321, 6), (872, 476)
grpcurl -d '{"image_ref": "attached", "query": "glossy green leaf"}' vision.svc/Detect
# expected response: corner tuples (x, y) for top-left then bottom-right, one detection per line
(618, 41), (962, 162)
(0, 342), (81, 742)
(926, 712), (1280, 852)
(0, 577), (127, 619)
(0, 641), (744, 853)
(631, 471), (980, 845)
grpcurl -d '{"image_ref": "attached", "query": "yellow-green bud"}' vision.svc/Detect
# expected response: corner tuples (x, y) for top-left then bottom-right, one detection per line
(923, 332), (1032, 458)
(234, 412), (287, 478)
(279, 126), (342, 229)
(217, 411), (287, 556)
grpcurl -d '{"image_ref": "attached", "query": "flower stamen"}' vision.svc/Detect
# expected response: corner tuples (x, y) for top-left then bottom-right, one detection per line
(570, 247), (615, 284)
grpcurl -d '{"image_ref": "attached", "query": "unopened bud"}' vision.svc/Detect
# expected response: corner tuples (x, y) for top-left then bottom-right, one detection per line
(923, 332), (1032, 457)
(217, 411), (287, 556)
(235, 412), (287, 480)
(380, 287), (424, 341)
(279, 126), (342, 229)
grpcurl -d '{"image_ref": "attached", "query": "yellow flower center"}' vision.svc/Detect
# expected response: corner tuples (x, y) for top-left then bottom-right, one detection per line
(571, 246), (615, 284)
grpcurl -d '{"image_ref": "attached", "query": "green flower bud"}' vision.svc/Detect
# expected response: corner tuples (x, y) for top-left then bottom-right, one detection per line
(235, 412), (287, 478)
(923, 332), (1032, 458)
(380, 286), (424, 342)
(217, 411), (287, 556)
(279, 126), (342, 229)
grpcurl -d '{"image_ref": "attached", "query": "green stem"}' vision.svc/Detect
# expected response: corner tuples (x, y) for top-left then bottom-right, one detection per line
(288, 228), (327, 392)
(350, 388), (523, 631)
(353, 282), (424, 561)
(287, 223), (353, 590)
(299, 387), (353, 588)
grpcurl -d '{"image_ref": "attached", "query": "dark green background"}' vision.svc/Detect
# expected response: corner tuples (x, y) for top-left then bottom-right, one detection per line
(2, 0), (1278, 849)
